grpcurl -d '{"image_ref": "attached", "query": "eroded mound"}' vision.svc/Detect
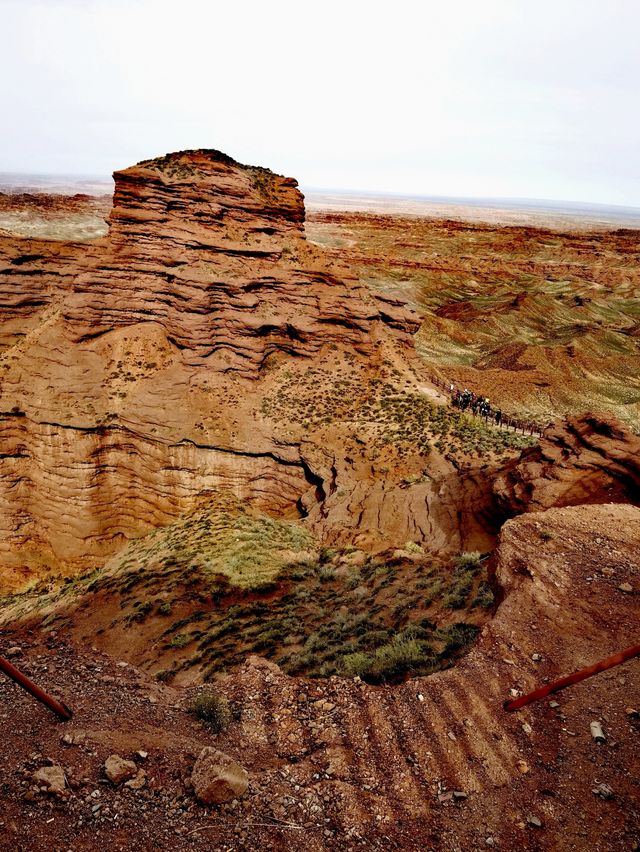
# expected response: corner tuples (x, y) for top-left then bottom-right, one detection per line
(494, 412), (640, 514)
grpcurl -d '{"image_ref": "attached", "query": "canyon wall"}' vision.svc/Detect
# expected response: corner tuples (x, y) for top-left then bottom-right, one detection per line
(0, 150), (421, 588)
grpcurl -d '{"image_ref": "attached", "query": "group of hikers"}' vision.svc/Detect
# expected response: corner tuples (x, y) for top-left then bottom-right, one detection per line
(450, 386), (503, 426)
(428, 375), (544, 436)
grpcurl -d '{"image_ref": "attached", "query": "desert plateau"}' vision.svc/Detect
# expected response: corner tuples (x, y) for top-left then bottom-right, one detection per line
(0, 149), (638, 852)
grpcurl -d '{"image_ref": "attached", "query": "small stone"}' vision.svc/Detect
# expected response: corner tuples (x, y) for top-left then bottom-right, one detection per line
(33, 765), (66, 796)
(618, 582), (633, 594)
(624, 707), (639, 718)
(600, 567), (615, 577)
(447, 731), (456, 741)
(124, 769), (147, 790)
(417, 693), (425, 702)
(191, 747), (249, 805)
(531, 653), (542, 662)
(549, 701), (560, 709)
(592, 783), (614, 800)
(527, 815), (543, 828)
(517, 759), (530, 774)
(137, 750), (149, 759)
(104, 755), (138, 785)
(5, 646), (22, 657)
(522, 722), (532, 735)
(485, 838), (495, 847)
(590, 721), (606, 743)
(452, 790), (467, 800)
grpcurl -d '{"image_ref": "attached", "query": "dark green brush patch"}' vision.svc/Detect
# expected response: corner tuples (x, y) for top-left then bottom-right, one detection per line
(149, 549), (493, 685)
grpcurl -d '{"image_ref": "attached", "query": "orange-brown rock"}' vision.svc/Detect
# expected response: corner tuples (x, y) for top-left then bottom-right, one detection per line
(2, 151), (636, 594)
(493, 413), (640, 515)
(64, 149), (417, 371)
(0, 150), (422, 589)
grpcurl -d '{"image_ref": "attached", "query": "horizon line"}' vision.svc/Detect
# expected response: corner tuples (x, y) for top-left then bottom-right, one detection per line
(1, 170), (639, 215)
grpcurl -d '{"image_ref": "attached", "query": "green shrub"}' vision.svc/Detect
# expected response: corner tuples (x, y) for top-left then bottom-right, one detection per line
(358, 629), (390, 649)
(439, 623), (480, 655)
(341, 652), (372, 678)
(443, 578), (473, 609)
(368, 637), (430, 681)
(471, 581), (494, 609)
(345, 570), (363, 590)
(191, 690), (232, 733)
(317, 565), (336, 583)
(454, 552), (482, 573)
(168, 633), (189, 648)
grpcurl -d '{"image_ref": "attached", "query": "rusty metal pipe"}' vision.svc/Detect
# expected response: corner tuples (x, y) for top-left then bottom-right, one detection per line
(0, 654), (73, 721)
(504, 642), (640, 712)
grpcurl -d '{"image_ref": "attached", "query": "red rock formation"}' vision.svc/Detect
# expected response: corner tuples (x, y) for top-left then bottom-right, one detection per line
(63, 149), (417, 371)
(493, 413), (640, 514)
(0, 150), (421, 588)
(4, 151), (635, 594)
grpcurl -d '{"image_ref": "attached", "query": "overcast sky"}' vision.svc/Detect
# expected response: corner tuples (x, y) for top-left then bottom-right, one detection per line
(2, 0), (639, 206)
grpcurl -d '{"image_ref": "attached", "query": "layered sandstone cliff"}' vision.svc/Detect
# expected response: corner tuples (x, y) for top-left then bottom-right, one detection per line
(66, 149), (417, 371)
(2, 150), (636, 595)
(0, 150), (423, 589)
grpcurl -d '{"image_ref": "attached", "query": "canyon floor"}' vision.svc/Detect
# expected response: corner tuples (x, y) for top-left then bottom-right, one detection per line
(0, 158), (638, 850)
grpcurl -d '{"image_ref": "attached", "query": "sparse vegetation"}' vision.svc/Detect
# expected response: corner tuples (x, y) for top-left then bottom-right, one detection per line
(261, 367), (536, 463)
(191, 689), (232, 733)
(0, 498), (493, 687)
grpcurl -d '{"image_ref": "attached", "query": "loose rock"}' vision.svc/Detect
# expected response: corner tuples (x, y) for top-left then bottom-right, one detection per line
(33, 765), (66, 796)
(191, 747), (249, 805)
(592, 783), (614, 800)
(104, 754), (138, 785)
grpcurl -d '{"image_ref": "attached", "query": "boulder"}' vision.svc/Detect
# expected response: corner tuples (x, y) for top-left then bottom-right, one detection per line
(191, 747), (249, 805)
(104, 754), (138, 784)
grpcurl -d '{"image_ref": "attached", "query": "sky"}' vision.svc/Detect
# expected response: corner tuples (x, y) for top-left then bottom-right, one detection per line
(1, 0), (639, 206)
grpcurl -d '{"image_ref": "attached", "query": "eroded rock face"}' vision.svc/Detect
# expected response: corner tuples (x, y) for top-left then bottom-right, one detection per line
(0, 414), (312, 587)
(65, 149), (417, 370)
(493, 413), (640, 515)
(0, 150), (426, 587)
(4, 150), (636, 593)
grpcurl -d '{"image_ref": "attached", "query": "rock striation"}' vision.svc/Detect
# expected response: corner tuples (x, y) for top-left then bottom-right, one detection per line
(65, 149), (417, 371)
(2, 150), (637, 593)
(0, 149), (419, 587)
(493, 413), (640, 515)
